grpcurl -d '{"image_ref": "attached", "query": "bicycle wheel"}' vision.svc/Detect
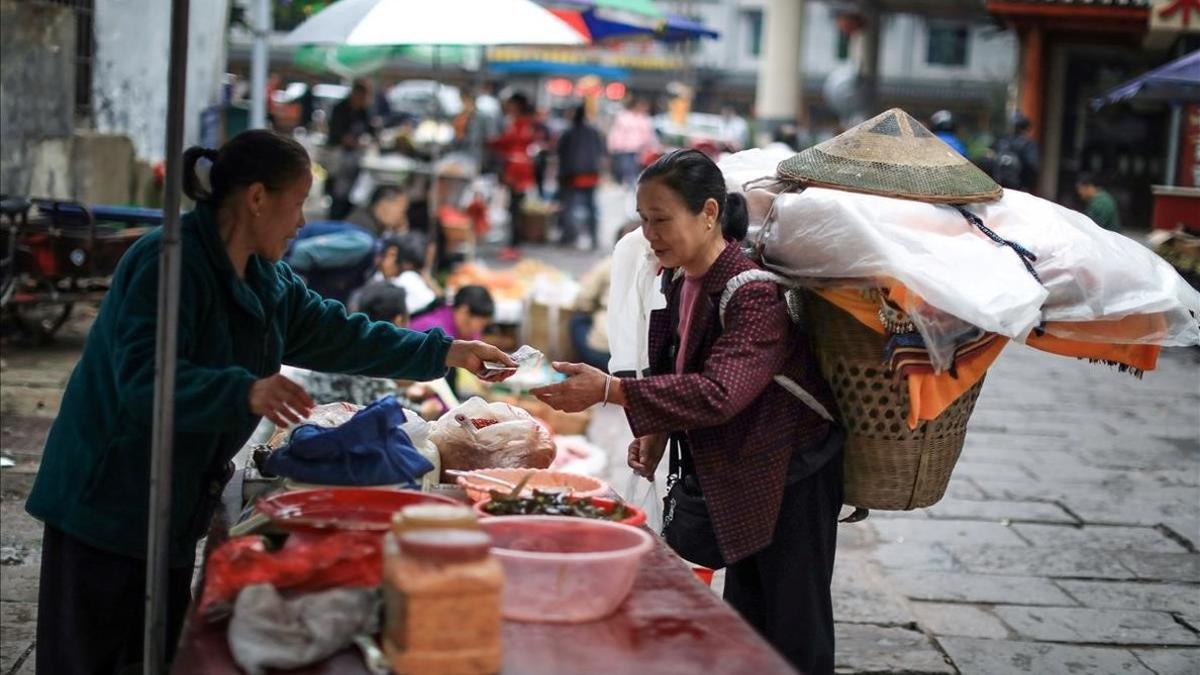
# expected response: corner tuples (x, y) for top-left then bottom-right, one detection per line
(11, 273), (73, 342)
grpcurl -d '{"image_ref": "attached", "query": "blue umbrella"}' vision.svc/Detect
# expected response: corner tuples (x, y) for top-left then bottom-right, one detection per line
(660, 13), (720, 43)
(548, 6), (655, 41)
(1092, 50), (1200, 109)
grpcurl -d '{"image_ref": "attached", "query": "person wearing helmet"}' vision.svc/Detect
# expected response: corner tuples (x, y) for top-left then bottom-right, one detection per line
(930, 110), (967, 156)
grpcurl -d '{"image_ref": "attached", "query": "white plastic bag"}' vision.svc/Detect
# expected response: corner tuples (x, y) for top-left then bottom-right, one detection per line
(429, 397), (555, 478)
(606, 228), (666, 376)
(400, 408), (432, 448)
(266, 402), (361, 449)
(623, 473), (663, 534)
(721, 148), (1200, 359)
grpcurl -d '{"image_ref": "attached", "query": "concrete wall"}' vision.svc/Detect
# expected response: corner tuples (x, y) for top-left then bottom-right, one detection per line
(92, 0), (230, 161)
(0, 0), (76, 195)
(688, 0), (1017, 84)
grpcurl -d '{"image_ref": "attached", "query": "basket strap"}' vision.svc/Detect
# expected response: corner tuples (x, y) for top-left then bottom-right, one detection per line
(718, 269), (793, 326)
(773, 375), (836, 422)
(720, 271), (834, 423)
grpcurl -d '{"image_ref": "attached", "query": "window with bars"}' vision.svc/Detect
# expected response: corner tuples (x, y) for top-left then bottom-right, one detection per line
(836, 31), (851, 61)
(741, 9), (763, 58)
(18, 0), (94, 121)
(926, 21), (969, 67)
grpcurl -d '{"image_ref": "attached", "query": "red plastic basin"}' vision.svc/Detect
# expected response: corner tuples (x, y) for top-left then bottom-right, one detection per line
(256, 487), (458, 533)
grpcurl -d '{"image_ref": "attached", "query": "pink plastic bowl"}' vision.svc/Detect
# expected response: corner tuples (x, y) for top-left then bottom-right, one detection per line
(477, 516), (653, 623)
(454, 468), (608, 504)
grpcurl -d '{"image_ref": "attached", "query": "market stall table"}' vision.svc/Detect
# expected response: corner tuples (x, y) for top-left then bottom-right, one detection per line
(171, 534), (797, 675)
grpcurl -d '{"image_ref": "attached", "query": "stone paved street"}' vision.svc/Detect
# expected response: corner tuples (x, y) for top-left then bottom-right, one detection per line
(590, 340), (1199, 674)
(828, 345), (1200, 674)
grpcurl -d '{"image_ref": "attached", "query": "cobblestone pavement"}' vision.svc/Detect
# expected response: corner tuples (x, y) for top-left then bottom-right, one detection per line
(588, 344), (1200, 675)
(1, 188), (1198, 673)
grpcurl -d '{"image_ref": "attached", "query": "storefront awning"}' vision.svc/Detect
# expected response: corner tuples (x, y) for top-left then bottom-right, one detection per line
(1093, 49), (1200, 107)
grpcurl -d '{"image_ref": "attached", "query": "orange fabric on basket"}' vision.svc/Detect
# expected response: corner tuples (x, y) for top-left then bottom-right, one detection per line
(811, 288), (1162, 428)
(1026, 330), (1160, 373)
(904, 339), (1006, 428)
(813, 288), (1000, 428)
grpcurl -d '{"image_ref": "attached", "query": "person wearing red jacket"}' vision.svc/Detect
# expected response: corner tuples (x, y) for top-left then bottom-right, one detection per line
(488, 92), (537, 257)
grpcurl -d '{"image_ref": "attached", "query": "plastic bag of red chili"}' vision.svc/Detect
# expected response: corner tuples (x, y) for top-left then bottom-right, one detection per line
(432, 397), (555, 481)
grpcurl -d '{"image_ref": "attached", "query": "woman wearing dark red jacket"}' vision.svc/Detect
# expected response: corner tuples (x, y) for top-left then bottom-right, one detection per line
(488, 92), (537, 254)
(533, 149), (844, 674)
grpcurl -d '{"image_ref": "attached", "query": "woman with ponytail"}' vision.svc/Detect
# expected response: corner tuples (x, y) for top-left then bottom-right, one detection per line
(532, 149), (843, 673)
(26, 129), (514, 674)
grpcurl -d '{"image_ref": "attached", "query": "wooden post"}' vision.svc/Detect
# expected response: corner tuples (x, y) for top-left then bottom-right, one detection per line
(1019, 24), (1045, 141)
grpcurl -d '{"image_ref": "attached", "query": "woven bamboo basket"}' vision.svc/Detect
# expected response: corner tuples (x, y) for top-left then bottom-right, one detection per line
(804, 292), (983, 510)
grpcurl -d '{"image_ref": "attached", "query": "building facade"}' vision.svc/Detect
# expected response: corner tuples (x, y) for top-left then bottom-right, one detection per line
(673, 0), (1019, 138)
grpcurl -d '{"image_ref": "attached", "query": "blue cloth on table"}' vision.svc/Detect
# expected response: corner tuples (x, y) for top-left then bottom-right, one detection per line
(264, 396), (433, 487)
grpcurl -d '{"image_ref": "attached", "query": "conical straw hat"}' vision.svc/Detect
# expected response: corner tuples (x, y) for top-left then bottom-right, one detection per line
(777, 108), (1002, 204)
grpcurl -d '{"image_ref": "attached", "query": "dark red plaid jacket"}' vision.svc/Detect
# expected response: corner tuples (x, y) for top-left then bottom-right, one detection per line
(623, 241), (836, 563)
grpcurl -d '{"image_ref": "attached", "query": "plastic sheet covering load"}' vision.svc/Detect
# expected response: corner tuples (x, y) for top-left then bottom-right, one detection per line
(762, 187), (1200, 351)
(718, 149), (1200, 371)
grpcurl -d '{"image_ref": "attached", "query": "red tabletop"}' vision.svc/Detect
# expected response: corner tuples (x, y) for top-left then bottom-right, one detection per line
(171, 536), (798, 675)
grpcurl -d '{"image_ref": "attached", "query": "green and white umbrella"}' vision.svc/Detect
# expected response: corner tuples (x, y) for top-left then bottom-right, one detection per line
(293, 44), (469, 78)
(284, 0), (586, 46)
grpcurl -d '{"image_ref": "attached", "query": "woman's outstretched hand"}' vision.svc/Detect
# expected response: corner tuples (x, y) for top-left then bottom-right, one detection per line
(446, 340), (518, 383)
(531, 362), (620, 413)
(249, 373), (315, 427)
(628, 433), (668, 478)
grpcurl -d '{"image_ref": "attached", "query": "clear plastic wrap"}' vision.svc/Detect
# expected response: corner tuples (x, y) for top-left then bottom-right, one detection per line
(430, 397), (556, 479)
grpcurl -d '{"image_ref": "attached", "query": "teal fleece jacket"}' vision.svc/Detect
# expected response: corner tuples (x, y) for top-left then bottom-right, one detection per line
(25, 204), (452, 566)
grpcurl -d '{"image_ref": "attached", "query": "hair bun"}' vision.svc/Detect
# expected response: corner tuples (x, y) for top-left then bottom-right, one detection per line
(723, 192), (749, 242)
(181, 146), (219, 202)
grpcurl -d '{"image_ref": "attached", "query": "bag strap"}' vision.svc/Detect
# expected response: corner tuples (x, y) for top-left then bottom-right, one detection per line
(718, 270), (793, 326)
(717, 271), (835, 423)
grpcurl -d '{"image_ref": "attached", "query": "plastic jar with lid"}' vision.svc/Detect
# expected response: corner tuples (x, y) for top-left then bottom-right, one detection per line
(382, 528), (503, 675)
(391, 504), (479, 537)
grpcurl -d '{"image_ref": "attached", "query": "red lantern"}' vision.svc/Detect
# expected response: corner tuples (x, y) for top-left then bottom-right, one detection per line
(836, 12), (864, 35)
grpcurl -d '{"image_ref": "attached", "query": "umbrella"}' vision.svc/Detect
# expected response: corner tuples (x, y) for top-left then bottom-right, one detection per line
(661, 13), (721, 43)
(293, 44), (470, 78)
(549, 7), (719, 44)
(1092, 49), (1200, 108)
(552, 0), (664, 27)
(284, 0), (587, 46)
(549, 7), (655, 42)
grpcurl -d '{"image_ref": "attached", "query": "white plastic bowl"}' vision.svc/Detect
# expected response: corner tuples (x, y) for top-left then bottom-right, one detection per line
(478, 516), (653, 623)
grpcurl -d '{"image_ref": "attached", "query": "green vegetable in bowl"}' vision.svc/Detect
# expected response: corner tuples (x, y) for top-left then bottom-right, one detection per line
(483, 489), (630, 521)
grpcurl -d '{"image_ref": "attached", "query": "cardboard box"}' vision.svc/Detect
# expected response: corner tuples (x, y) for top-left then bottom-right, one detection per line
(521, 301), (579, 363)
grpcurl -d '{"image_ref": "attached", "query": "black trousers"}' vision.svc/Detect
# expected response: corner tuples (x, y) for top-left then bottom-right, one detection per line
(558, 186), (598, 248)
(36, 525), (194, 675)
(508, 188), (526, 247)
(723, 453), (843, 675)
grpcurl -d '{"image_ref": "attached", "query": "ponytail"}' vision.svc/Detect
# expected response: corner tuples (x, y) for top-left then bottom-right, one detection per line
(181, 130), (310, 206)
(722, 192), (749, 242)
(181, 146), (219, 202)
